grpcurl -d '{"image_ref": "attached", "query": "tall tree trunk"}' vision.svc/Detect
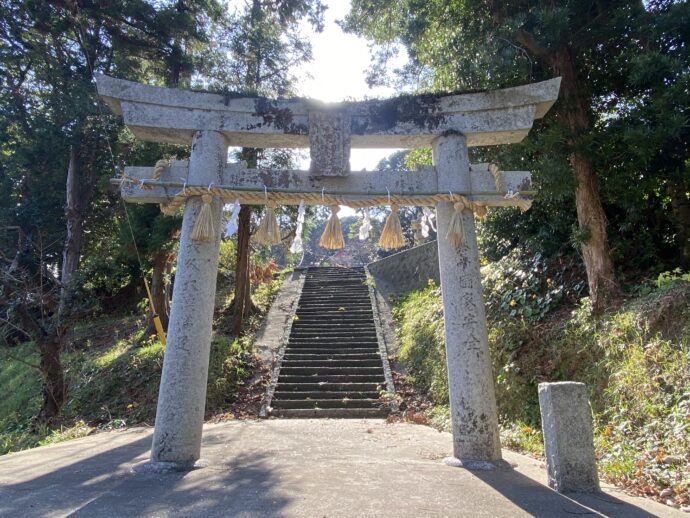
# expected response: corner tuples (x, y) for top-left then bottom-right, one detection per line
(669, 182), (690, 268)
(59, 145), (82, 312)
(232, 205), (253, 335)
(553, 50), (618, 311)
(571, 152), (618, 309)
(38, 144), (83, 423)
(15, 302), (66, 425)
(149, 250), (171, 330)
(36, 326), (67, 424)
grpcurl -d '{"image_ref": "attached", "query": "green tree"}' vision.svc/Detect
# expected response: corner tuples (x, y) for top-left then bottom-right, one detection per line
(0, 0), (223, 421)
(210, 0), (325, 335)
(345, 1), (690, 308)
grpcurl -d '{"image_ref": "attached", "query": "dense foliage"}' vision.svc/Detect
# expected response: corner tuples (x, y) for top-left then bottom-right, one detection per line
(393, 272), (690, 503)
(345, 0), (690, 307)
(0, 0), (323, 424)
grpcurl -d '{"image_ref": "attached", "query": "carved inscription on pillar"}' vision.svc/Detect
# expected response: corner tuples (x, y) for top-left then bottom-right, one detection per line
(309, 110), (351, 177)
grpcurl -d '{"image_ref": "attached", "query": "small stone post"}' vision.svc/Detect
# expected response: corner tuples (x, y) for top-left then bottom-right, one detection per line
(147, 130), (227, 471)
(433, 135), (503, 468)
(539, 382), (600, 492)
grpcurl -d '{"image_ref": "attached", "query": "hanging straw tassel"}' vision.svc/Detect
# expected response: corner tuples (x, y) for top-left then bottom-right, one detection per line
(473, 203), (488, 220)
(445, 200), (468, 249)
(379, 204), (406, 250)
(191, 194), (215, 242)
(254, 202), (282, 246)
(515, 196), (533, 212)
(319, 205), (345, 249)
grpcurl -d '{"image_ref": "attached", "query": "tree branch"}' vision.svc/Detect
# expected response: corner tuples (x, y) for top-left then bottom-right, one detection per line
(514, 27), (551, 61)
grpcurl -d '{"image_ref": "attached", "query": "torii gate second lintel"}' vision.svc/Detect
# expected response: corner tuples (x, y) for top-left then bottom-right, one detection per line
(99, 76), (561, 472)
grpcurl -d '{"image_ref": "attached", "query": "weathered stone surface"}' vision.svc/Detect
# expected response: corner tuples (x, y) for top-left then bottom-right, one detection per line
(538, 382), (600, 493)
(117, 161), (532, 207)
(367, 241), (440, 295)
(309, 110), (351, 177)
(149, 130), (226, 468)
(433, 134), (502, 464)
(96, 74), (561, 148)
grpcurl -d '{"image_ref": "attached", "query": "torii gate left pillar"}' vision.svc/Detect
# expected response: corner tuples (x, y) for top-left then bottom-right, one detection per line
(149, 130), (226, 469)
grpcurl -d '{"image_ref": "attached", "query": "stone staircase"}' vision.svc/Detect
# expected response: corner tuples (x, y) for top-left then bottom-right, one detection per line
(269, 266), (391, 418)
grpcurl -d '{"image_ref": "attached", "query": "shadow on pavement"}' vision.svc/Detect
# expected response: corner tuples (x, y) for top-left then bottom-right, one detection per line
(0, 436), (290, 518)
(473, 466), (658, 518)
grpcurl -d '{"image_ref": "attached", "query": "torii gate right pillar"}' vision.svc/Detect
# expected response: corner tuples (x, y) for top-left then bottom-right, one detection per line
(433, 135), (503, 467)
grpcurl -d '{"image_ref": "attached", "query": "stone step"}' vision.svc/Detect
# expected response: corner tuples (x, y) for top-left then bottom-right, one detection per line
(269, 408), (388, 418)
(278, 374), (385, 383)
(293, 318), (374, 323)
(301, 291), (367, 294)
(275, 382), (382, 392)
(294, 313), (373, 320)
(281, 359), (382, 367)
(302, 278), (365, 283)
(283, 353), (381, 361)
(271, 399), (383, 409)
(279, 366), (384, 376)
(287, 342), (379, 349)
(286, 340), (379, 347)
(302, 286), (366, 289)
(292, 330), (376, 335)
(299, 295), (369, 300)
(303, 279), (366, 283)
(267, 266), (393, 419)
(290, 336), (376, 342)
(272, 390), (380, 400)
(290, 324), (376, 331)
(290, 329), (376, 339)
(297, 302), (371, 307)
(302, 286), (369, 298)
(299, 298), (369, 303)
(301, 287), (369, 292)
(304, 272), (365, 276)
(282, 347), (380, 355)
(296, 310), (373, 314)
(298, 306), (370, 311)
(288, 337), (378, 343)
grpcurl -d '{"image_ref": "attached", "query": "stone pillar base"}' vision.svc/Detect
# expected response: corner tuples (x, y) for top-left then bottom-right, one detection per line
(132, 459), (209, 474)
(443, 457), (514, 471)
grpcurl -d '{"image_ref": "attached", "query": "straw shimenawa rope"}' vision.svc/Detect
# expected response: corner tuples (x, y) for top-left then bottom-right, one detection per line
(146, 184), (507, 216)
(139, 159), (171, 191)
(121, 178), (532, 249)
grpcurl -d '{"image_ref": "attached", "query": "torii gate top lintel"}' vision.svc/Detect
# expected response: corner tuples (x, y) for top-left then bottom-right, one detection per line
(96, 74), (561, 152)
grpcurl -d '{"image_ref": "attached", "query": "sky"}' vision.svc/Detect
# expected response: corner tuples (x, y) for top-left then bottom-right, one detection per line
(295, 1), (407, 172)
(294, 1), (407, 217)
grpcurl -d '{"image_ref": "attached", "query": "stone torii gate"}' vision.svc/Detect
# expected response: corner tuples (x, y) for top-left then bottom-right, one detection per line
(97, 75), (560, 472)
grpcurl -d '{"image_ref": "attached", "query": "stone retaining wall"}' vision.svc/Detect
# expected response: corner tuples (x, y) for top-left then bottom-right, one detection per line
(367, 241), (439, 295)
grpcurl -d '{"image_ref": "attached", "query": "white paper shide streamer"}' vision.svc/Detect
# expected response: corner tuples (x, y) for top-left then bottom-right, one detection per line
(420, 207), (437, 238)
(289, 200), (306, 254)
(358, 208), (372, 241)
(224, 199), (241, 237)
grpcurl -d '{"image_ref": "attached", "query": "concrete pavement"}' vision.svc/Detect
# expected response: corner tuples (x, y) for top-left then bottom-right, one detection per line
(0, 419), (679, 517)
